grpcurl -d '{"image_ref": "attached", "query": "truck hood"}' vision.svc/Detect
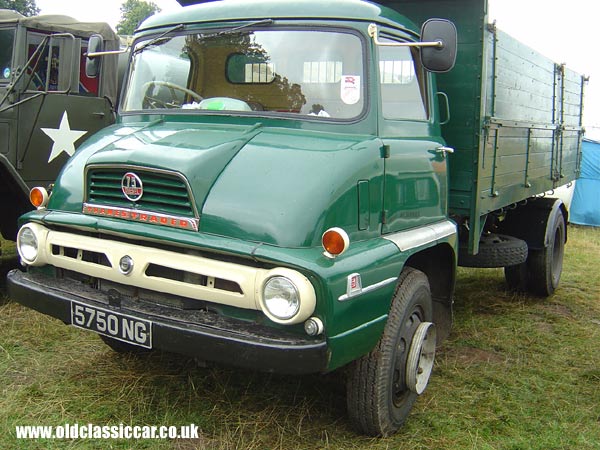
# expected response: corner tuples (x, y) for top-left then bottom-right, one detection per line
(84, 121), (256, 210)
(51, 121), (382, 248)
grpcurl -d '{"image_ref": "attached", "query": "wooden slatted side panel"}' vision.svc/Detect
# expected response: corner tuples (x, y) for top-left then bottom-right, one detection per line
(560, 67), (585, 182)
(479, 124), (555, 213)
(477, 27), (584, 217)
(562, 67), (585, 127)
(488, 29), (556, 124)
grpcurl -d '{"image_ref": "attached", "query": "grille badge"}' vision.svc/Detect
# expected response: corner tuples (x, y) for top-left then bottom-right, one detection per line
(118, 255), (134, 275)
(121, 172), (143, 202)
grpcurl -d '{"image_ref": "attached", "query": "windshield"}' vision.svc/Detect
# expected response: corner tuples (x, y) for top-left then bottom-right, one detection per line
(122, 28), (365, 120)
(0, 28), (16, 83)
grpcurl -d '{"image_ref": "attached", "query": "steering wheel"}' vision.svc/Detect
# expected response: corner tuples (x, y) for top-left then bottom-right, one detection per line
(141, 80), (203, 109)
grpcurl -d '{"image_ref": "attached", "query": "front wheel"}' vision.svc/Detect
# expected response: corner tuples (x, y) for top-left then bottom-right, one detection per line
(346, 267), (435, 436)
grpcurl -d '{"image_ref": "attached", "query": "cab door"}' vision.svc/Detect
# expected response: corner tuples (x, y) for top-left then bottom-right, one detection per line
(376, 36), (449, 234)
(0, 26), (17, 160)
(16, 31), (114, 187)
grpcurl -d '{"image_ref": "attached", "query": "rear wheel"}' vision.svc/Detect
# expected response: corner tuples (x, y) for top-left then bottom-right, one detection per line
(503, 211), (566, 297)
(346, 267), (435, 436)
(528, 212), (566, 296)
(504, 261), (528, 292)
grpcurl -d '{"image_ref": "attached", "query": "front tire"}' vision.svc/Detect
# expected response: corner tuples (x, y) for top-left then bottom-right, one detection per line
(346, 267), (434, 436)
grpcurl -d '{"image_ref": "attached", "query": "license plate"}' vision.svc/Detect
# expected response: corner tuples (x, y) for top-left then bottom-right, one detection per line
(71, 301), (152, 349)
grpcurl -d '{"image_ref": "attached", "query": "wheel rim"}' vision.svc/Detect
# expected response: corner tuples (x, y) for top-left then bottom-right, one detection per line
(406, 322), (436, 394)
(551, 222), (565, 286)
(392, 307), (423, 407)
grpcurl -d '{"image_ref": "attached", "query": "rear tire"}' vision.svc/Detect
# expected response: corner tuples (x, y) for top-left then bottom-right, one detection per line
(528, 212), (566, 296)
(346, 267), (434, 437)
(504, 262), (528, 292)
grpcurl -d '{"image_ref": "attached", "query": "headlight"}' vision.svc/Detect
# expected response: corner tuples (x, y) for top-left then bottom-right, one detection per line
(258, 268), (317, 325)
(263, 276), (300, 320)
(17, 226), (39, 264)
(16, 223), (48, 266)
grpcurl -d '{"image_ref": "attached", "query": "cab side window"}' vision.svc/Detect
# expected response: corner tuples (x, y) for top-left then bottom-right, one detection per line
(0, 28), (15, 83)
(26, 32), (61, 91)
(379, 43), (428, 121)
(79, 42), (99, 96)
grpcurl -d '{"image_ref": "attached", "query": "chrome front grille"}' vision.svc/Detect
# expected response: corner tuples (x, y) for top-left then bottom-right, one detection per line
(83, 166), (199, 230)
(87, 167), (195, 217)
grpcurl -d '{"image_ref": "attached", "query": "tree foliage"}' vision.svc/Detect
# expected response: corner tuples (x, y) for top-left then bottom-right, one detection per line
(116, 0), (160, 35)
(0, 0), (40, 16)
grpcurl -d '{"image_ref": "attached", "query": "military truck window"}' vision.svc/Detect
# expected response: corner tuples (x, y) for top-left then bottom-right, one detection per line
(26, 32), (61, 91)
(379, 43), (428, 120)
(79, 43), (99, 96)
(122, 29), (364, 119)
(0, 28), (15, 83)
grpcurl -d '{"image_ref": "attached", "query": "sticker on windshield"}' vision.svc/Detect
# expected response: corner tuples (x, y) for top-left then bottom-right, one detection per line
(2, 67), (10, 79)
(341, 75), (360, 105)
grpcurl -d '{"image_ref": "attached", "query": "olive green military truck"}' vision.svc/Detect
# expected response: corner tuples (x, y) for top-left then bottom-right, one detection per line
(0, 10), (119, 241)
(7, 0), (585, 436)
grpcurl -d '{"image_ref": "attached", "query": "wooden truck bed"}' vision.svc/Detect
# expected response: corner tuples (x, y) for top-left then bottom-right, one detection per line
(387, 0), (585, 252)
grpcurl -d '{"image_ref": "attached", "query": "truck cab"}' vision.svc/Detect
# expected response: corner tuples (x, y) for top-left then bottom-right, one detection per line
(0, 10), (119, 240)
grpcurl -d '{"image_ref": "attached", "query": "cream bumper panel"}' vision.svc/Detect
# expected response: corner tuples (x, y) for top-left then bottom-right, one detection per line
(20, 223), (315, 315)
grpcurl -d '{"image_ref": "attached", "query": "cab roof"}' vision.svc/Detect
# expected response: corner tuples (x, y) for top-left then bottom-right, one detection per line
(139, 0), (417, 35)
(0, 9), (118, 41)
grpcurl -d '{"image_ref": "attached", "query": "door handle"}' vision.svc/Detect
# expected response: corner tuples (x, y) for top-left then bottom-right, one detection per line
(435, 146), (454, 158)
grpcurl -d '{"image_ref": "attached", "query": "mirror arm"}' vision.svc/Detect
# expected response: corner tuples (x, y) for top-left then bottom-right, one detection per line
(368, 23), (443, 48)
(86, 48), (130, 58)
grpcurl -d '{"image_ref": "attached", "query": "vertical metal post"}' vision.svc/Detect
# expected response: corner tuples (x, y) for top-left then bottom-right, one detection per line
(557, 64), (566, 181)
(575, 75), (589, 177)
(551, 64), (562, 182)
(490, 126), (499, 197)
(487, 22), (498, 117)
(524, 127), (531, 188)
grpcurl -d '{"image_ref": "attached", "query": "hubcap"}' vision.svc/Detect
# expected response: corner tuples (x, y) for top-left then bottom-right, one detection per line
(551, 225), (564, 286)
(406, 322), (436, 395)
(392, 310), (422, 406)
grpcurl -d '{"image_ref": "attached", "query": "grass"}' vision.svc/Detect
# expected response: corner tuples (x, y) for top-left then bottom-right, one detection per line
(1, 226), (600, 449)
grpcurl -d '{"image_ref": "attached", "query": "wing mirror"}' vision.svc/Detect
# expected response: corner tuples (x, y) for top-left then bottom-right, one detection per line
(420, 19), (457, 73)
(85, 34), (104, 78)
(368, 19), (457, 73)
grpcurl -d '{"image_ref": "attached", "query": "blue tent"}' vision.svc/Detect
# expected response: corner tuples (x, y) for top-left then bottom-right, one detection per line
(571, 139), (600, 226)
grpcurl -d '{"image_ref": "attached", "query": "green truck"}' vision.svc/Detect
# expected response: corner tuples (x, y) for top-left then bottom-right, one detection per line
(0, 10), (119, 241)
(7, 0), (585, 436)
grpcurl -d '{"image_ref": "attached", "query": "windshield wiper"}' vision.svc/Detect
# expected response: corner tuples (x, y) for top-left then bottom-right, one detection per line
(201, 18), (274, 40)
(132, 18), (273, 56)
(133, 23), (185, 55)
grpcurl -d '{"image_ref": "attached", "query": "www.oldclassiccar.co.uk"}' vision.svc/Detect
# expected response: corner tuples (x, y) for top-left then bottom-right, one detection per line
(15, 423), (200, 440)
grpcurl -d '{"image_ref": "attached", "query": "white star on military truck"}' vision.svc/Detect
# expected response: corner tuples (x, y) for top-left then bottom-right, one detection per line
(41, 111), (88, 163)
